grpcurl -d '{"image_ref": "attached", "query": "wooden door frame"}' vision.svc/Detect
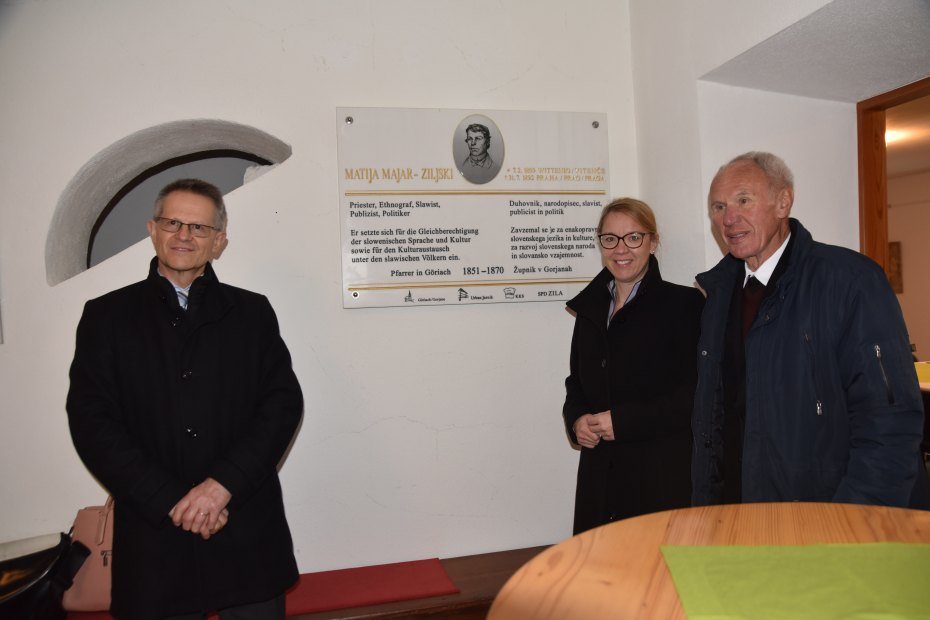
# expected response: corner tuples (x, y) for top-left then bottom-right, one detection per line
(858, 76), (930, 274)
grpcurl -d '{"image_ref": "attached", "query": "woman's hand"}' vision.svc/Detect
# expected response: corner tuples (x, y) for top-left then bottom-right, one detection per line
(587, 410), (615, 441)
(574, 411), (612, 448)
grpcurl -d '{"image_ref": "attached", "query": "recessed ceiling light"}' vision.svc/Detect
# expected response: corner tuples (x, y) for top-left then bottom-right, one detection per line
(884, 129), (908, 144)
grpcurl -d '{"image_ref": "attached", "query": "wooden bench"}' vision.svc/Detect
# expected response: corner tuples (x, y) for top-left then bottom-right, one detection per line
(292, 546), (549, 620)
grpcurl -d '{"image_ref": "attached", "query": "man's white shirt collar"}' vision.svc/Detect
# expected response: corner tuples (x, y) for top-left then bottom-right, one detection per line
(744, 233), (791, 287)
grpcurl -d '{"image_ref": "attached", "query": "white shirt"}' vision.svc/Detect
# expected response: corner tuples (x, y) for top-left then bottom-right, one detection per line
(744, 233), (791, 287)
(157, 268), (193, 310)
(607, 278), (643, 326)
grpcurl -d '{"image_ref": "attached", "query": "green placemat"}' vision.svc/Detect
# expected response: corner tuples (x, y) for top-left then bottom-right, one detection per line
(660, 543), (930, 619)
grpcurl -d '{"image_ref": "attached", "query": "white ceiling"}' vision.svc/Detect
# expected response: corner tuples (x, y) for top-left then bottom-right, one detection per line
(701, 0), (930, 103)
(701, 0), (930, 177)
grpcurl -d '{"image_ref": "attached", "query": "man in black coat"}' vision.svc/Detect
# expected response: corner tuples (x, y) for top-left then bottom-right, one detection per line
(67, 179), (303, 619)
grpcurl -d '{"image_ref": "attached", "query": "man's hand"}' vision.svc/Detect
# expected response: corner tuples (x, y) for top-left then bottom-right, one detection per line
(169, 478), (232, 540)
(207, 509), (230, 540)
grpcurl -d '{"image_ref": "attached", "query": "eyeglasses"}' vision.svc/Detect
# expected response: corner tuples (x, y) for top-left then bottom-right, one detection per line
(153, 217), (220, 238)
(597, 231), (650, 250)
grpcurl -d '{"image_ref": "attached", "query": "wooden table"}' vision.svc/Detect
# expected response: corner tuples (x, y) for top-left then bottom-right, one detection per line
(488, 503), (930, 620)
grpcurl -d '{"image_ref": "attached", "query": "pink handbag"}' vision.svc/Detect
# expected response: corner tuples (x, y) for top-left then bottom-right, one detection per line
(63, 497), (113, 611)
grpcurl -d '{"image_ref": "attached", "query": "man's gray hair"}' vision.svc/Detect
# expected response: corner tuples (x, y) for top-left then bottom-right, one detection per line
(720, 151), (794, 193)
(154, 178), (228, 231)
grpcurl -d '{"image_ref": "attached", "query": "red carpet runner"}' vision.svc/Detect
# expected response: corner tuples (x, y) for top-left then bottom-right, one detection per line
(67, 558), (459, 618)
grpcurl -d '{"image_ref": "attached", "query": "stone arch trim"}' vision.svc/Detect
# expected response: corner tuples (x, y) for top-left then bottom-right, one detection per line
(46, 119), (292, 285)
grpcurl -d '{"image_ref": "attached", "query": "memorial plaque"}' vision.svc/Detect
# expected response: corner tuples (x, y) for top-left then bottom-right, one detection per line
(338, 108), (609, 308)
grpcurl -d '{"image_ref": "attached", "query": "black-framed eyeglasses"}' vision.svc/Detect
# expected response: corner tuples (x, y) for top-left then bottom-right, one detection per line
(153, 217), (220, 238)
(597, 231), (650, 250)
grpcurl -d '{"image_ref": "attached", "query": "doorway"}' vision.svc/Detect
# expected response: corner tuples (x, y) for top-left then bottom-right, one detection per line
(858, 76), (930, 360)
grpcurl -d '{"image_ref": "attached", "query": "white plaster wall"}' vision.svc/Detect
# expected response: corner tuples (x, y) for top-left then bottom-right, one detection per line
(888, 170), (930, 360)
(696, 81), (859, 266)
(0, 0), (639, 570)
(628, 0), (843, 283)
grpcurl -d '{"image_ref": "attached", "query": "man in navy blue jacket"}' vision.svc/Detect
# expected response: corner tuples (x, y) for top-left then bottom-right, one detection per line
(691, 151), (928, 508)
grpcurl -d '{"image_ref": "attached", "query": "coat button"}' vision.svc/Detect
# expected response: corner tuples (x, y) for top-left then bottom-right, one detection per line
(186, 427), (198, 438)
(601, 359), (607, 368)
(181, 370), (193, 380)
(701, 350), (708, 356)
(171, 317), (181, 327)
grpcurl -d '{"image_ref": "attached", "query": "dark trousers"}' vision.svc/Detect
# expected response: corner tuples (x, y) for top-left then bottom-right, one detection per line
(164, 593), (285, 620)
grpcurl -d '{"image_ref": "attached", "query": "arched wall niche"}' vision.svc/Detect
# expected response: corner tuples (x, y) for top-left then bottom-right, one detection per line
(86, 150), (272, 269)
(46, 119), (292, 286)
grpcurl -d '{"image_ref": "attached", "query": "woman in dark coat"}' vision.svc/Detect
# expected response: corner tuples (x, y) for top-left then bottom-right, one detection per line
(563, 198), (704, 534)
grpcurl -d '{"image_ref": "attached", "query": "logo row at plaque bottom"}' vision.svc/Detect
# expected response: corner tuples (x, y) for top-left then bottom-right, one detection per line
(402, 286), (567, 303)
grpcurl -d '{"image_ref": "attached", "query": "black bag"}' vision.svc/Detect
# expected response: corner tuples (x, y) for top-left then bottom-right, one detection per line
(0, 533), (89, 620)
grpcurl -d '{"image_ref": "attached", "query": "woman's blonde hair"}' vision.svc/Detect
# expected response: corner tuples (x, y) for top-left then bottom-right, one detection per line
(596, 197), (659, 244)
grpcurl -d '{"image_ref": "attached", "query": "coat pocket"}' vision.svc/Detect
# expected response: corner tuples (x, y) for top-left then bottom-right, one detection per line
(872, 344), (896, 405)
(803, 331), (824, 416)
